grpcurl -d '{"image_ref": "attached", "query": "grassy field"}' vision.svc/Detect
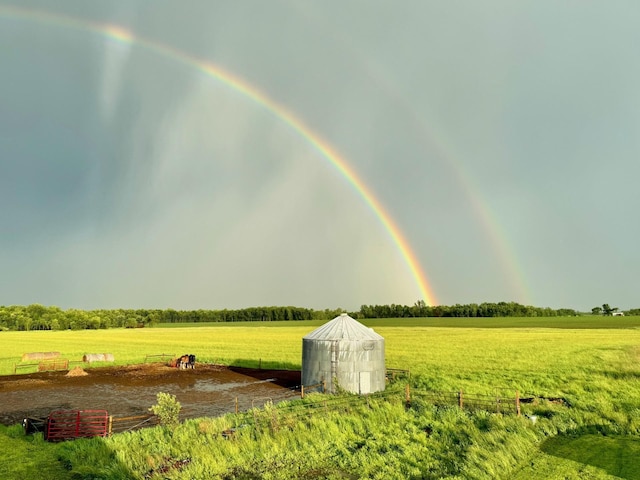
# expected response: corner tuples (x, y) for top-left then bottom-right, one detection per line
(0, 317), (639, 479)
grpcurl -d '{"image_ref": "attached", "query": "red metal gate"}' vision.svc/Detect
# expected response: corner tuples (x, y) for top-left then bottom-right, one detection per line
(45, 409), (109, 442)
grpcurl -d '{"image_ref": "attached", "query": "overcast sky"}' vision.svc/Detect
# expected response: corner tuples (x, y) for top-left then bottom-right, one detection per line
(1, 1), (639, 311)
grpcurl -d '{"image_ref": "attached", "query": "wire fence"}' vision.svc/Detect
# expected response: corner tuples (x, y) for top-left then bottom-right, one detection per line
(220, 385), (525, 435)
(30, 384), (524, 440)
(110, 414), (159, 434)
(411, 389), (521, 415)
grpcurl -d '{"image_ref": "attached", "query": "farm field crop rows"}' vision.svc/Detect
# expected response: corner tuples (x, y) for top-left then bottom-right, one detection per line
(0, 317), (639, 479)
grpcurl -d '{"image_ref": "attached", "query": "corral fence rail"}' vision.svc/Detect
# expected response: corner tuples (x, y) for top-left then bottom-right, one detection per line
(38, 359), (69, 372)
(14, 359), (69, 374)
(109, 414), (158, 434)
(386, 368), (411, 381)
(300, 381), (325, 398)
(144, 353), (176, 364)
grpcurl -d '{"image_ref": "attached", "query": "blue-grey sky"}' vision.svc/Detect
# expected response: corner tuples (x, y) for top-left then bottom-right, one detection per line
(1, 1), (639, 311)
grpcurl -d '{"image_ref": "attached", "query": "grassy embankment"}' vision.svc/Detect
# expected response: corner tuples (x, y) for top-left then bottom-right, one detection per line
(0, 317), (638, 479)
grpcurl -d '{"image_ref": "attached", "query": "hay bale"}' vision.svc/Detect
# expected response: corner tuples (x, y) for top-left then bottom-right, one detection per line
(83, 354), (102, 363)
(82, 353), (115, 363)
(22, 352), (60, 362)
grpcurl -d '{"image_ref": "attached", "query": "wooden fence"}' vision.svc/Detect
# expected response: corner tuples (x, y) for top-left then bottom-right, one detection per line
(38, 359), (69, 372)
(14, 359), (69, 374)
(144, 353), (175, 364)
(300, 381), (325, 398)
(109, 414), (158, 434)
(386, 368), (411, 381)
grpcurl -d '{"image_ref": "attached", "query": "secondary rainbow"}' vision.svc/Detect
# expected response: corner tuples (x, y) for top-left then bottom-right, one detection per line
(1, 6), (437, 305)
(284, 9), (531, 304)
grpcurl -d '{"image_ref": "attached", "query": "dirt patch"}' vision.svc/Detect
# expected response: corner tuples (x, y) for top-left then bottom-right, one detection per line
(0, 364), (301, 426)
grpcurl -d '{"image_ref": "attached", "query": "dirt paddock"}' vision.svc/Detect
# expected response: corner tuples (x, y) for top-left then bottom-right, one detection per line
(0, 363), (301, 426)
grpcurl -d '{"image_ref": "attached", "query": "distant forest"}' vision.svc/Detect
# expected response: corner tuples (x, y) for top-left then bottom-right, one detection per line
(1, 301), (636, 331)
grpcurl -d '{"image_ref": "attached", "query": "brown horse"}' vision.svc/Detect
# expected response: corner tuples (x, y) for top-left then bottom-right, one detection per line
(178, 354), (195, 369)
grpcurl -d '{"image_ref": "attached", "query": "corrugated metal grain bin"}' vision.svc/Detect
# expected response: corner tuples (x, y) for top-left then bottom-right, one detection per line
(302, 313), (385, 394)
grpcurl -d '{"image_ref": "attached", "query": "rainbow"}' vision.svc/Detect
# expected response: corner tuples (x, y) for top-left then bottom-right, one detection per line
(0, 6), (438, 305)
(289, 12), (530, 304)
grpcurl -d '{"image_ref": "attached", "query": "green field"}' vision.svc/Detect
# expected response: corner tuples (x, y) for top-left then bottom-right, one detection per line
(1, 318), (639, 479)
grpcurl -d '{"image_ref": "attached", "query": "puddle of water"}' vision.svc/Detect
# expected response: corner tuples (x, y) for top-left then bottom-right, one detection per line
(0, 365), (300, 425)
(194, 378), (276, 393)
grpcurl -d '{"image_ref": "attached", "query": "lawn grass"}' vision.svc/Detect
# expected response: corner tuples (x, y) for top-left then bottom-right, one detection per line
(1, 318), (639, 478)
(0, 425), (73, 480)
(513, 434), (640, 479)
(546, 434), (640, 478)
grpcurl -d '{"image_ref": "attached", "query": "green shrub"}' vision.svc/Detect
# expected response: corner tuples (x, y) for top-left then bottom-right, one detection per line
(149, 392), (181, 430)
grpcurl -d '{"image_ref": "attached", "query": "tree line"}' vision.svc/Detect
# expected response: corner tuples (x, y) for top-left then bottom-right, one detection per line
(0, 301), (634, 332)
(357, 301), (579, 318)
(0, 304), (333, 331)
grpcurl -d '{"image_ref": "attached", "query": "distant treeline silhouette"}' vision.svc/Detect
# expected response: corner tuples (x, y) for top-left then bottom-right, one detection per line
(358, 301), (580, 319)
(0, 305), (327, 331)
(0, 302), (600, 331)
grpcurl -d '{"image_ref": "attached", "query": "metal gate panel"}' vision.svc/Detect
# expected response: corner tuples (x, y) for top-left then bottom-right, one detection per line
(45, 409), (109, 442)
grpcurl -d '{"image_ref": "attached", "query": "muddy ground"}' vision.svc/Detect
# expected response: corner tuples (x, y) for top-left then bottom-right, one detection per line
(0, 363), (301, 426)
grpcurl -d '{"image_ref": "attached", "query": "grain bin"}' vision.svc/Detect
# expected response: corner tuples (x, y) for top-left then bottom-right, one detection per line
(302, 313), (385, 394)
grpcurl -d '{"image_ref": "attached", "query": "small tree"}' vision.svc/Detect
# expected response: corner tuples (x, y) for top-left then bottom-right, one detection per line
(149, 392), (181, 430)
(602, 304), (618, 316)
(592, 306), (602, 315)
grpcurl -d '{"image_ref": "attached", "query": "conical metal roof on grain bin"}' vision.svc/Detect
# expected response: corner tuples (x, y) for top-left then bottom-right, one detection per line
(303, 313), (383, 341)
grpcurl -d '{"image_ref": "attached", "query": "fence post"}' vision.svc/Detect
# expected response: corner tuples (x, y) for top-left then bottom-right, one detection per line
(235, 397), (239, 414)
(259, 358), (262, 370)
(301, 385), (305, 399)
(516, 390), (521, 416)
(322, 380), (326, 394)
(405, 384), (411, 409)
(458, 390), (464, 410)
